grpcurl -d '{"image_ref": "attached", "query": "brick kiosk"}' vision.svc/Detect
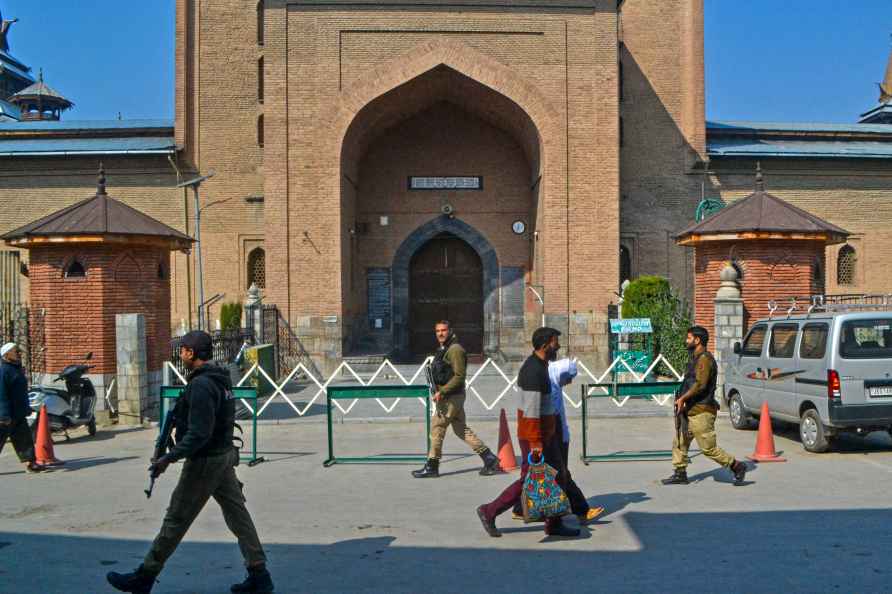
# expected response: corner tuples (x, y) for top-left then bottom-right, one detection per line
(1, 167), (193, 420)
(676, 165), (850, 343)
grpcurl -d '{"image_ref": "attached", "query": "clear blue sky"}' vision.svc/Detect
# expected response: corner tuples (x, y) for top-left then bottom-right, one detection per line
(1, 2), (889, 124)
(2, 0), (175, 121)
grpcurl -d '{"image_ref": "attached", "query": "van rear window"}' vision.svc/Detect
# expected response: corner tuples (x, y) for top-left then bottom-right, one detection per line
(840, 319), (892, 359)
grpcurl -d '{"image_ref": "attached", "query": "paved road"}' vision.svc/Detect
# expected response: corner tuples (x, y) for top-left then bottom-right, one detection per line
(3, 416), (892, 593)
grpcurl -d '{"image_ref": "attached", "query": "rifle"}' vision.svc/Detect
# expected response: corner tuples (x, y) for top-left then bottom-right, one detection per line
(145, 407), (176, 499)
(425, 361), (437, 403)
(674, 392), (690, 447)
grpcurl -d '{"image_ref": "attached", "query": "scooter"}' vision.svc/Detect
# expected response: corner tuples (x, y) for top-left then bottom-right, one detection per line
(27, 352), (98, 438)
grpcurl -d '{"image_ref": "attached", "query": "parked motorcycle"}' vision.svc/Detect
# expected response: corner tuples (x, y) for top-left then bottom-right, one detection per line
(27, 352), (98, 438)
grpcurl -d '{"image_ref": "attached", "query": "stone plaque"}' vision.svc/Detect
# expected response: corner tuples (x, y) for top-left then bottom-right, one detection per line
(408, 176), (483, 190)
(367, 267), (391, 330)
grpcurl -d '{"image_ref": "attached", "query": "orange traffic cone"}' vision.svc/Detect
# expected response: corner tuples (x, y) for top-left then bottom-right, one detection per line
(35, 405), (64, 466)
(747, 401), (785, 463)
(497, 408), (518, 471)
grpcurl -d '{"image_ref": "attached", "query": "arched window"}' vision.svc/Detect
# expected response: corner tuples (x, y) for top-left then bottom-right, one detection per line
(619, 244), (631, 287)
(247, 247), (266, 289)
(64, 259), (86, 279)
(257, 114), (264, 148)
(837, 245), (856, 286)
(257, 1), (264, 46)
(258, 56), (264, 103)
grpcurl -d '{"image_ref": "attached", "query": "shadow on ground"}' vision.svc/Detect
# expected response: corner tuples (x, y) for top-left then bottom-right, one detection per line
(2, 508), (889, 593)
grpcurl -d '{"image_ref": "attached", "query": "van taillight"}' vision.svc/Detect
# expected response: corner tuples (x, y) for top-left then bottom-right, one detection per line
(828, 370), (842, 401)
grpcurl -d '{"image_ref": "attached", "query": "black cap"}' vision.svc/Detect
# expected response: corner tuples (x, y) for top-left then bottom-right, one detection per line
(179, 330), (213, 359)
(532, 327), (561, 350)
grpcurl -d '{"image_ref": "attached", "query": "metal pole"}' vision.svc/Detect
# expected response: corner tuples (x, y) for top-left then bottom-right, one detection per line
(193, 185), (205, 331)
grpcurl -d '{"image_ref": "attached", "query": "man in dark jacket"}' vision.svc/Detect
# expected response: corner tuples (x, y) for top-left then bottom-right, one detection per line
(412, 320), (501, 478)
(0, 342), (45, 473)
(107, 331), (274, 594)
(476, 327), (579, 538)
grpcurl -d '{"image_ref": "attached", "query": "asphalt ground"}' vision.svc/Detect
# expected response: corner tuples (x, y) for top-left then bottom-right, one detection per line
(2, 415), (892, 593)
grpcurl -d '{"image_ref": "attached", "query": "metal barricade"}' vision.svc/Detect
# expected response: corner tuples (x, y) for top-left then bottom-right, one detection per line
(323, 385), (431, 467)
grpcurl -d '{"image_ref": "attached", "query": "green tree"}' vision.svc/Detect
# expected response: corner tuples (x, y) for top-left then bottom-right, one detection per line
(621, 276), (692, 376)
(219, 302), (243, 331)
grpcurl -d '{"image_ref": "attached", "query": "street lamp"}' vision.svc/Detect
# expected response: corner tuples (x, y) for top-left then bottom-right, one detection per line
(176, 170), (216, 331)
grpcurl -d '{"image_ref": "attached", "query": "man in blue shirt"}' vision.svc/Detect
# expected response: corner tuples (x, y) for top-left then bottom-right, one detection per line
(0, 342), (45, 473)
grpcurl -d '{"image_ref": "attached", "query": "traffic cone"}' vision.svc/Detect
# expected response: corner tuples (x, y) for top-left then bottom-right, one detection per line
(35, 405), (64, 466)
(747, 401), (785, 463)
(497, 408), (518, 471)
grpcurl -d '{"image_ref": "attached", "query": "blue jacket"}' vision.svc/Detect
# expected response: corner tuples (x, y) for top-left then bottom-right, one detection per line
(0, 360), (30, 421)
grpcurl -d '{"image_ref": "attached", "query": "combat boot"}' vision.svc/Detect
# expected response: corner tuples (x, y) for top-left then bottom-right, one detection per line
(231, 564), (275, 593)
(106, 565), (157, 594)
(411, 458), (439, 478)
(731, 460), (747, 486)
(478, 449), (502, 476)
(661, 468), (689, 485)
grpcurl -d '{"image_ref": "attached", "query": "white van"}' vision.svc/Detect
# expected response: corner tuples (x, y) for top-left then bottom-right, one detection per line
(724, 296), (892, 452)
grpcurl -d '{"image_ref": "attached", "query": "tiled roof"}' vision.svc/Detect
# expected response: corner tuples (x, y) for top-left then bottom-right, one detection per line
(706, 120), (892, 159)
(0, 135), (176, 156)
(0, 118), (173, 132)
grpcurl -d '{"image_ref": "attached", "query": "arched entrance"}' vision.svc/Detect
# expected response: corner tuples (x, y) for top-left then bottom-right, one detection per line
(410, 233), (483, 357)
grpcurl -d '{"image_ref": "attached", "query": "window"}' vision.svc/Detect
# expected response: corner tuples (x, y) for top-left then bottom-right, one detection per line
(257, 1), (264, 46)
(64, 260), (86, 278)
(837, 244), (856, 286)
(769, 323), (799, 358)
(247, 247), (265, 289)
(618, 57), (624, 102)
(258, 57), (264, 103)
(799, 323), (829, 360)
(257, 114), (264, 147)
(741, 324), (767, 357)
(840, 318), (892, 360)
(619, 116), (624, 147)
(157, 260), (167, 280)
(813, 256), (825, 293)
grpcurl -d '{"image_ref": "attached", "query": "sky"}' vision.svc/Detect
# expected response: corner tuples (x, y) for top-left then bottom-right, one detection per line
(1, 1), (889, 124)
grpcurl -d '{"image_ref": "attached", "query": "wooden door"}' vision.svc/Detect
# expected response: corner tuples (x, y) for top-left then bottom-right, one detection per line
(409, 234), (484, 357)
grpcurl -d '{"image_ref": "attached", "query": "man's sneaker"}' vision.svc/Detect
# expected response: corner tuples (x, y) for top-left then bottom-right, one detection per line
(24, 462), (48, 473)
(731, 460), (747, 486)
(577, 506), (605, 525)
(231, 564), (274, 593)
(476, 505), (501, 538)
(107, 566), (157, 594)
(661, 469), (689, 485)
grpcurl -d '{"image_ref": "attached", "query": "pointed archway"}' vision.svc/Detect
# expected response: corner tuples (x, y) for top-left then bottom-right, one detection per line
(393, 216), (499, 360)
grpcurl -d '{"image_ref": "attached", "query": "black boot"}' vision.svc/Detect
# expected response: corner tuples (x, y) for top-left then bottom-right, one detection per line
(731, 460), (747, 486)
(545, 518), (580, 537)
(478, 449), (502, 476)
(106, 566), (157, 594)
(661, 468), (689, 485)
(231, 564), (274, 593)
(411, 458), (439, 478)
(476, 505), (501, 538)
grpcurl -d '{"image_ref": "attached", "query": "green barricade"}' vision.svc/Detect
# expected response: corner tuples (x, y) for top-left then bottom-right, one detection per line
(160, 385), (265, 466)
(580, 381), (684, 463)
(324, 385), (431, 467)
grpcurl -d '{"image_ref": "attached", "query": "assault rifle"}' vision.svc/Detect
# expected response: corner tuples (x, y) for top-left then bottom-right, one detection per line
(674, 392), (690, 447)
(425, 361), (437, 402)
(145, 407), (177, 499)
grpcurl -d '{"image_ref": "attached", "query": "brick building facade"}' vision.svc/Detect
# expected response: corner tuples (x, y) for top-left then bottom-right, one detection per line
(1, 1), (891, 372)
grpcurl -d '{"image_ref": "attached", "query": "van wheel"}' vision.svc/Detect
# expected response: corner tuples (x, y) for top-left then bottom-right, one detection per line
(800, 408), (830, 453)
(729, 393), (755, 430)
(87, 419), (97, 437)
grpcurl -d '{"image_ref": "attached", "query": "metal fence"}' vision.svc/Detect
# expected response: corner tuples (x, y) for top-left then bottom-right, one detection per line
(169, 327), (254, 376)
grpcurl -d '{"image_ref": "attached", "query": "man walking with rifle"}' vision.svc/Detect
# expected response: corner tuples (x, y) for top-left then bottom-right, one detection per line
(412, 320), (501, 478)
(107, 331), (274, 594)
(662, 326), (747, 487)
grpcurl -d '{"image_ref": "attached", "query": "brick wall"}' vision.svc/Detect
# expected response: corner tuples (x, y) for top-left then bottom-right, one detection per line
(27, 244), (172, 376)
(694, 240), (825, 343)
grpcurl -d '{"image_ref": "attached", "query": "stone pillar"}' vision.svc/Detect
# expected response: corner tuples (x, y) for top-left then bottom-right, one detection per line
(244, 283), (262, 342)
(713, 264), (743, 404)
(116, 313), (149, 425)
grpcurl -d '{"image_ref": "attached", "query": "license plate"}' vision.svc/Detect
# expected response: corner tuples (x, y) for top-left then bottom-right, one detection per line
(869, 387), (892, 397)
